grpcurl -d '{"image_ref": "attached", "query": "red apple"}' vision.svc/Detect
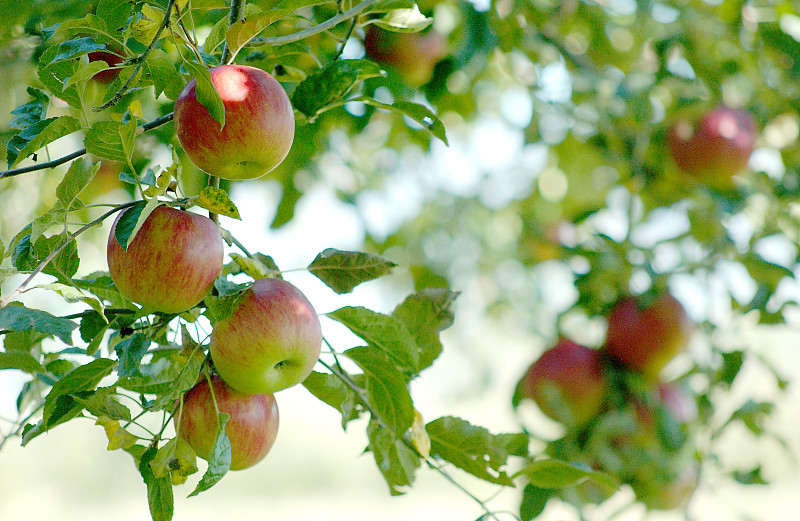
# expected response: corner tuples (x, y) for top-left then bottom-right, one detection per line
(363, 25), (447, 87)
(176, 375), (279, 470)
(515, 338), (607, 427)
(88, 50), (125, 84)
(209, 277), (322, 395)
(174, 64), (295, 180)
(604, 293), (694, 379)
(667, 106), (757, 187)
(107, 205), (224, 313)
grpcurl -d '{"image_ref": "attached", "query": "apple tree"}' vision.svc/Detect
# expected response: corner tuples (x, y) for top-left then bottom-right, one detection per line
(1, 1), (799, 521)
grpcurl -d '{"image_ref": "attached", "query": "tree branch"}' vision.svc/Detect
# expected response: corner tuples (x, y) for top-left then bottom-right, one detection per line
(220, 0), (247, 64)
(0, 112), (174, 180)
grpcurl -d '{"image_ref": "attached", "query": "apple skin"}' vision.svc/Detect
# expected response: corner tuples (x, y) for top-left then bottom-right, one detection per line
(363, 25), (447, 87)
(174, 64), (295, 180)
(667, 106), (757, 187)
(604, 294), (694, 380)
(210, 277), (322, 395)
(516, 338), (607, 427)
(177, 375), (279, 471)
(88, 50), (124, 84)
(107, 205), (224, 313)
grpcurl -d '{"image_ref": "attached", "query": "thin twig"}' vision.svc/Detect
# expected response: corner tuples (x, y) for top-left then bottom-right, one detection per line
(220, 0), (247, 64)
(247, 0), (378, 47)
(0, 113), (174, 180)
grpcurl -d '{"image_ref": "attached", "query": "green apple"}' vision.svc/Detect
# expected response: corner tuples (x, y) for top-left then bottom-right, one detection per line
(515, 338), (607, 428)
(174, 64), (295, 180)
(604, 293), (695, 379)
(209, 277), (322, 394)
(107, 205), (224, 313)
(176, 375), (279, 471)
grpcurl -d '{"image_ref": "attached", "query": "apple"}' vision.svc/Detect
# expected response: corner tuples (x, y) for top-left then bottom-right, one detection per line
(88, 50), (125, 84)
(604, 293), (694, 379)
(515, 338), (607, 427)
(174, 64), (295, 180)
(667, 106), (757, 187)
(209, 277), (322, 395)
(176, 374), (279, 471)
(363, 25), (447, 87)
(107, 205), (224, 313)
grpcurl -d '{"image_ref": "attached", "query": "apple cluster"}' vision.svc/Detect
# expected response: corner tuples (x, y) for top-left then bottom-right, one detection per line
(105, 65), (321, 471)
(515, 292), (700, 510)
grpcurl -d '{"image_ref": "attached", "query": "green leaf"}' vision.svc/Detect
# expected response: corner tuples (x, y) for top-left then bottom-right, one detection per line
(8, 116), (82, 167)
(57, 157), (101, 207)
(145, 48), (185, 100)
(150, 437), (199, 485)
(366, 418), (421, 495)
(84, 119), (138, 165)
(112, 200), (154, 251)
(8, 87), (50, 131)
(361, 98), (448, 145)
(364, 0), (415, 14)
(426, 416), (528, 486)
(183, 61), (225, 130)
(96, 0), (135, 34)
(117, 350), (202, 401)
(74, 386), (132, 421)
(520, 459), (597, 489)
(719, 350), (744, 387)
(47, 36), (106, 63)
(0, 351), (45, 373)
(302, 370), (362, 428)
(189, 413), (231, 497)
(0, 304), (77, 345)
(329, 307), (419, 372)
(308, 248), (397, 293)
(520, 484), (553, 521)
(195, 186), (241, 219)
(391, 288), (457, 371)
(52, 15), (109, 40)
(13, 233), (81, 281)
(293, 59), (385, 118)
(139, 444), (175, 521)
(203, 280), (249, 324)
(344, 346), (414, 434)
(114, 333), (151, 377)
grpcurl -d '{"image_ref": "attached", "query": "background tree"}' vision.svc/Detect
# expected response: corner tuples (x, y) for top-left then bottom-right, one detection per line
(1, 1), (799, 520)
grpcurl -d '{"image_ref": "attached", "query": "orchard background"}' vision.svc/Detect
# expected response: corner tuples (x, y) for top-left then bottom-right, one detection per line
(1, 0), (800, 520)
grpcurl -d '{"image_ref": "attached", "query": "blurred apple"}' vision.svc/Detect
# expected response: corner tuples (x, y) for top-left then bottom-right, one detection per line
(604, 293), (695, 380)
(631, 461), (699, 510)
(667, 106), (757, 187)
(363, 25), (447, 87)
(177, 375), (279, 471)
(174, 64), (295, 180)
(107, 205), (224, 313)
(514, 338), (607, 428)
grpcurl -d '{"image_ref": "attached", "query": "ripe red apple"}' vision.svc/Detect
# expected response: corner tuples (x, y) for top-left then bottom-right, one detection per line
(604, 293), (694, 379)
(667, 106), (757, 187)
(174, 64), (295, 180)
(107, 205), (224, 313)
(515, 338), (607, 427)
(363, 25), (447, 87)
(88, 50), (125, 84)
(209, 277), (322, 395)
(176, 375), (279, 470)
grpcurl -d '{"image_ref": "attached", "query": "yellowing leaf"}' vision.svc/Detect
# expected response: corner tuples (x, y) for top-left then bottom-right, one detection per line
(96, 416), (138, 451)
(229, 253), (274, 280)
(410, 410), (430, 458)
(194, 186), (241, 220)
(131, 5), (165, 44)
